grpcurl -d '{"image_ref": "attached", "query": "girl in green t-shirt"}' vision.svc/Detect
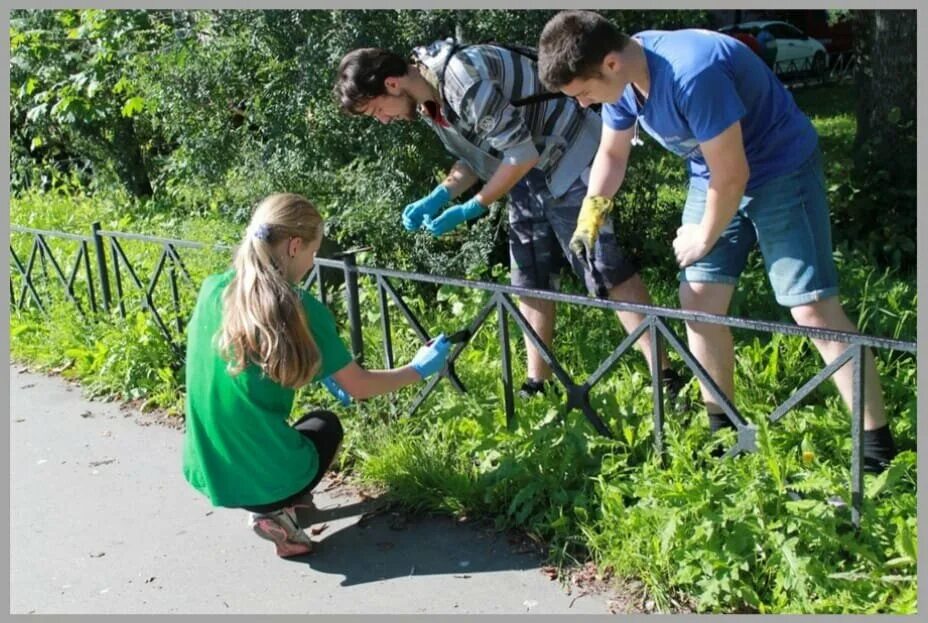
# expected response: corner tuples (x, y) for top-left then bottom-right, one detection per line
(183, 193), (451, 558)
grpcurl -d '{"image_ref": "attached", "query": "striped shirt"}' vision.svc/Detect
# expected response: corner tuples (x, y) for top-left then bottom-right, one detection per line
(412, 39), (601, 198)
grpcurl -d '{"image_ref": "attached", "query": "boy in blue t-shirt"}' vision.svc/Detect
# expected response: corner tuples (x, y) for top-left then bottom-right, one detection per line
(537, 10), (896, 471)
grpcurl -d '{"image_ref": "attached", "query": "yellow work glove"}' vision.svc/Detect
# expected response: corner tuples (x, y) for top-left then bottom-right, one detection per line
(569, 196), (614, 264)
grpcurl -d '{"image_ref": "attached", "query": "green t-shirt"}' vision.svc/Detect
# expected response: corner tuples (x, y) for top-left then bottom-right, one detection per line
(181, 270), (353, 507)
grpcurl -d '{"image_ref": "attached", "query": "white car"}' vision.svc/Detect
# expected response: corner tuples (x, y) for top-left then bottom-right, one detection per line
(720, 20), (829, 76)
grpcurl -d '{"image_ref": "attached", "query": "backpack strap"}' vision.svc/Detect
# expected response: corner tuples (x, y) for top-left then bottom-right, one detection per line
(438, 40), (566, 110)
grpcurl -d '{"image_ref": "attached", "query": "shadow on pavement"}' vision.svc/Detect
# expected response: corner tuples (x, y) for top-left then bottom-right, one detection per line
(284, 497), (542, 587)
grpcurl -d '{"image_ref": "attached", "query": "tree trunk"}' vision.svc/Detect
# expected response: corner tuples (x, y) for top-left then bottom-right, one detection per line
(109, 117), (153, 198)
(852, 10), (916, 182)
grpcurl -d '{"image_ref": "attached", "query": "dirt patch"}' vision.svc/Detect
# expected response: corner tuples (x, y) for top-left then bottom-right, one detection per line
(125, 402), (185, 431)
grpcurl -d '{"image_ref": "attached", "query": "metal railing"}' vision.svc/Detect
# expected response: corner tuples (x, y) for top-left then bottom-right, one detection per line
(10, 222), (917, 528)
(778, 51), (857, 89)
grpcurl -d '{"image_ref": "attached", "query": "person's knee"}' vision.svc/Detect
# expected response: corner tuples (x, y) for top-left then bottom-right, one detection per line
(519, 296), (555, 315)
(608, 273), (649, 302)
(298, 409), (344, 443)
(679, 282), (712, 312)
(321, 411), (345, 443)
(790, 297), (851, 331)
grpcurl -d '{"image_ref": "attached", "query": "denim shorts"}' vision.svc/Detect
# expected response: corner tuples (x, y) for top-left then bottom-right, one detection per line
(508, 168), (639, 296)
(680, 148), (839, 307)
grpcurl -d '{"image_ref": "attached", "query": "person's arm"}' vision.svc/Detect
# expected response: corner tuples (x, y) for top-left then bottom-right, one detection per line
(442, 160), (481, 200)
(672, 120), (749, 267)
(329, 335), (452, 400)
(330, 361), (421, 400)
(567, 123), (637, 261)
(671, 65), (749, 267)
(474, 157), (539, 206)
(586, 123), (636, 198)
(422, 77), (541, 237)
(462, 78), (541, 205)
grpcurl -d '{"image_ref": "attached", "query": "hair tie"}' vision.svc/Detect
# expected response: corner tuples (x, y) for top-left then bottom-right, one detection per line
(251, 223), (272, 242)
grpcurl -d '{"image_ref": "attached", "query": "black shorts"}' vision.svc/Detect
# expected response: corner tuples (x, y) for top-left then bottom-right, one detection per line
(508, 169), (638, 297)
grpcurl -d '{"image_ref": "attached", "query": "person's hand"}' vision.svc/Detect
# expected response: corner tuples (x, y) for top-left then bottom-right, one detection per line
(402, 184), (451, 231)
(569, 196), (614, 264)
(409, 334), (452, 378)
(673, 224), (714, 268)
(421, 197), (488, 237)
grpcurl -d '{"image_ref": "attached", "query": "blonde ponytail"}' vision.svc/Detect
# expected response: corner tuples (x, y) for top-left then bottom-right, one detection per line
(218, 194), (324, 388)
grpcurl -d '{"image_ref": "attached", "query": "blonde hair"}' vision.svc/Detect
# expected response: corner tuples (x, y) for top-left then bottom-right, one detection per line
(218, 193), (324, 388)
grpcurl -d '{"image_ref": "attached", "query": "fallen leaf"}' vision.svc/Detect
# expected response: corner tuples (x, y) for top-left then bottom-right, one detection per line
(310, 523), (328, 536)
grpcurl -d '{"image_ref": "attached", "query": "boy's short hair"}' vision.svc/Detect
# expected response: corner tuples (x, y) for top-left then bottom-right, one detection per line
(538, 10), (630, 91)
(334, 48), (409, 114)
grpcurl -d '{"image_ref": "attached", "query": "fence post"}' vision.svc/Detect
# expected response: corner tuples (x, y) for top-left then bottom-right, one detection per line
(91, 222), (112, 313)
(497, 295), (515, 430)
(649, 318), (666, 465)
(851, 344), (866, 529)
(341, 251), (364, 365)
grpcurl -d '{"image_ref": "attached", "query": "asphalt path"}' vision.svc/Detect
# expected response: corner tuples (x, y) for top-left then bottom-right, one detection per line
(9, 365), (614, 615)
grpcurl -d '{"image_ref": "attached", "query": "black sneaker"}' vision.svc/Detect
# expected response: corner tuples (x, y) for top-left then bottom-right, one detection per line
(863, 426), (897, 474)
(661, 368), (691, 412)
(518, 378), (558, 399)
(863, 454), (895, 474)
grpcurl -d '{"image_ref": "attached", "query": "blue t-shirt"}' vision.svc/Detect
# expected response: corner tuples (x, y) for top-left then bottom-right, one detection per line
(603, 29), (818, 191)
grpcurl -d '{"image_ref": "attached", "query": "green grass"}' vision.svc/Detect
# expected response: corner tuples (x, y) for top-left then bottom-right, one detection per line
(9, 83), (917, 613)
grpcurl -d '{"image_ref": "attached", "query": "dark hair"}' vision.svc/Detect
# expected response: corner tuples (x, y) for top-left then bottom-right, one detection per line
(334, 48), (409, 115)
(538, 10), (630, 91)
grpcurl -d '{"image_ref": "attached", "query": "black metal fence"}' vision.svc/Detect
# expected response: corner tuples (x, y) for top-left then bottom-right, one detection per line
(778, 50), (857, 89)
(10, 222), (917, 527)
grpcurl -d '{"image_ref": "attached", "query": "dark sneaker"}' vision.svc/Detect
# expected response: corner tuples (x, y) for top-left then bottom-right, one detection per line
(249, 506), (314, 558)
(863, 454), (895, 474)
(661, 368), (691, 412)
(518, 378), (559, 399)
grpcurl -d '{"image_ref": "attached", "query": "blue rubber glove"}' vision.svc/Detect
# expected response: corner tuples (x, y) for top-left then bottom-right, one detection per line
(409, 334), (452, 379)
(402, 184), (451, 231)
(321, 376), (351, 406)
(421, 197), (488, 237)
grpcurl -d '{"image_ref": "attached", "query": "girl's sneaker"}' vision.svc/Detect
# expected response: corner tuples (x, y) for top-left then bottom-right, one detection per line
(249, 506), (314, 558)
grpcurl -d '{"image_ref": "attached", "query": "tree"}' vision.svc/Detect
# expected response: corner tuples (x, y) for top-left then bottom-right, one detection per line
(852, 10), (916, 179)
(845, 10), (916, 268)
(10, 9), (168, 197)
